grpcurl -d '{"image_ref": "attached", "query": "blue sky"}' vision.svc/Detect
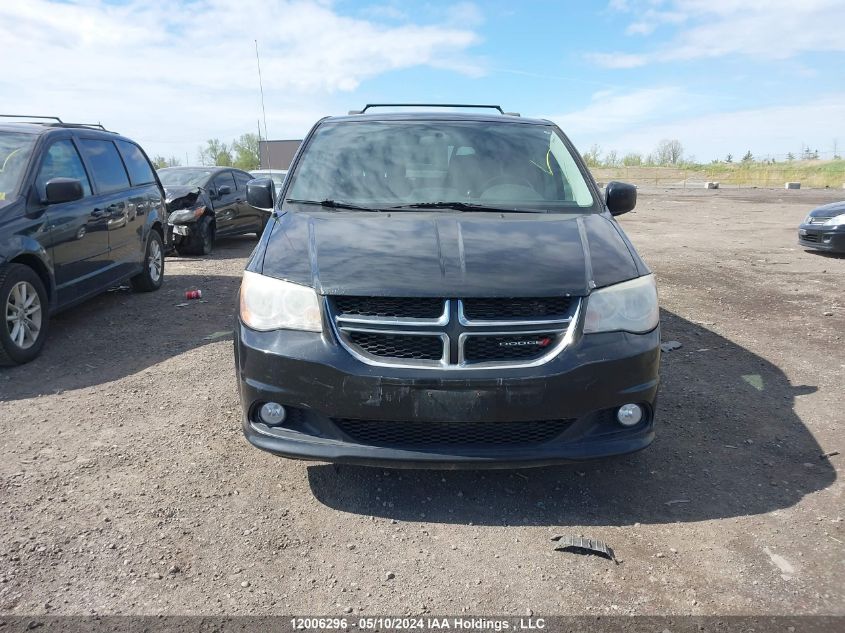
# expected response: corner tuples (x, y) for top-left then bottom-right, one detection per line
(3, 0), (844, 163)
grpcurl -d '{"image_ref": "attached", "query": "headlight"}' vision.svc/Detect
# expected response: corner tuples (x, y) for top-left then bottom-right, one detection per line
(239, 271), (322, 332)
(823, 213), (845, 226)
(169, 206), (205, 223)
(584, 274), (659, 334)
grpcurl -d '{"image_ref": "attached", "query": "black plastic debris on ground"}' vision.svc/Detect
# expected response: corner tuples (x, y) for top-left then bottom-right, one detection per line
(552, 535), (618, 564)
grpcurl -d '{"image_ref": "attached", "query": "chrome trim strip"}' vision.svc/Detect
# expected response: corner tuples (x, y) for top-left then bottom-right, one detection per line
(334, 299), (450, 327)
(457, 299), (574, 327)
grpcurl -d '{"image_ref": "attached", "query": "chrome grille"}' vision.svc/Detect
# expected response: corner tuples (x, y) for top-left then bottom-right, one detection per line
(330, 296), (580, 369)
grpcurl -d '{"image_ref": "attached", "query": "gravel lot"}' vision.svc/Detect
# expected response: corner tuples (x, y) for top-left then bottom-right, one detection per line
(1, 188), (843, 616)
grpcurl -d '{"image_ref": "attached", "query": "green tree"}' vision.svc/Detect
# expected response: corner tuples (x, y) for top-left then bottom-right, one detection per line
(199, 138), (233, 166)
(741, 150), (753, 162)
(582, 144), (602, 168)
(786, 152), (795, 161)
(152, 155), (168, 169)
(232, 133), (260, 170)
(622, 152), (643, 166)
(725, 153), (733, 163)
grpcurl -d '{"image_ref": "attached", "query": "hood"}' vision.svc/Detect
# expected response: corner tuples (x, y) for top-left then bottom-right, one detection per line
(260, 211), (640, 297)
(164, 186), (203, 210)
(808, 200), (845, 218)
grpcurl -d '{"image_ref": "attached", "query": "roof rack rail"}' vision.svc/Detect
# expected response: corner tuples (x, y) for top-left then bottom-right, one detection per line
(0, 114), (64, 123)
(0, 115), (116, 133)
(348, 103), (520, 116)
(52, 122), (114, 132)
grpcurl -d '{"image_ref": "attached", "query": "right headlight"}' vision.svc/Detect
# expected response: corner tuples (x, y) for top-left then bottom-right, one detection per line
(583, 274), (659, 334)
(239, 271), (322, 332)
(823, 213), (845, 226)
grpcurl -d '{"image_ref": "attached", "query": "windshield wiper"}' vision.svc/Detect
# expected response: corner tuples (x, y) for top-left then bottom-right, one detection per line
(285, 198), (373, 211)
(389, 201), (541, 213)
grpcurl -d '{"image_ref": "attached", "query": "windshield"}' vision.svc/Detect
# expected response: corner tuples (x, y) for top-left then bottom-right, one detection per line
(0, 132), (37, 207)
(286, 121), (595, 211)
(158, 168), (213, 187)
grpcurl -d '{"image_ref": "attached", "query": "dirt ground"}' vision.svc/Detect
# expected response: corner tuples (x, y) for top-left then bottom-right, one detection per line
(1, 188), (843, 616)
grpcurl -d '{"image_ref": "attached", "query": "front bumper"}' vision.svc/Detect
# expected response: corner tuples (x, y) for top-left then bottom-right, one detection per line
(235, 321), (661, 469)
(168, 222), (193, 237)
(798, 224), (845, 253)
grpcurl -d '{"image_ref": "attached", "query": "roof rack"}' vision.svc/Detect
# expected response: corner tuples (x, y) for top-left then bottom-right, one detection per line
(0, 114), (64, 124)
(348, 103), (520, 117)
(0, 114), (115, 133)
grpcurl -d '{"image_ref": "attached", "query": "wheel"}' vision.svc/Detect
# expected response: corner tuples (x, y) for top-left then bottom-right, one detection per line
(173, 217), (213, 256)
(131, 230), (165, 292)
(195, 216), (214, 255)
(0, 263), (50, 365)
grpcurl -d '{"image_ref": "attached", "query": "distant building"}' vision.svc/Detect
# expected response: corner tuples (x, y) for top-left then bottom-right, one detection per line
(259, 139), (302, 170)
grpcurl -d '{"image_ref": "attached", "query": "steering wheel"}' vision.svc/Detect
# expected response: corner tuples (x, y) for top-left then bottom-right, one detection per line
(479, 173), (535, 194)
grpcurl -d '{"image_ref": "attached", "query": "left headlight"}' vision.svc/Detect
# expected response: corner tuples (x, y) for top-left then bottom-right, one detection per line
(584, 274), (659, 334)
(823, 213), (845, 226)
(239, 271), (322, 332)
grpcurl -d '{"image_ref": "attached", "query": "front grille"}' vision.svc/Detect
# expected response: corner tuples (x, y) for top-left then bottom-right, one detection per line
(348, 331), (443, 360)
(464, 334), (557, 362)
(334, 296), (443, 319)
(462, 297), (572, 320)
(333, 418), (574, 448)
(332, 295), (579, 368)
(801, 233), (820, 242)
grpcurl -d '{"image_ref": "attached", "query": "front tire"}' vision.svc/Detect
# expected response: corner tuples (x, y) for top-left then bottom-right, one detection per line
(131, 230), (165, 292)
(0, 263), (50, 365)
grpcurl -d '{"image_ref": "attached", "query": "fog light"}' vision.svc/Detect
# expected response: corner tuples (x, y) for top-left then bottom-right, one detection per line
(259, 402), (286, 426)
(616, 403), (643, 427)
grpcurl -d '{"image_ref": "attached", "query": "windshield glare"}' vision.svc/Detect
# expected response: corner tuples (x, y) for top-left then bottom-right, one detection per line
(286, 121), (595, 211)
(0, 132), (37, 206)
(158, 168), (213, 187)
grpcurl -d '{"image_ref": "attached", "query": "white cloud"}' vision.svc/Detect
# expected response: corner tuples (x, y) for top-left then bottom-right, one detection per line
(542, 87), (690, 136)
(544, 91), (845, 161)
(0, 0), (483, 161)
(591, 0), (845, 66)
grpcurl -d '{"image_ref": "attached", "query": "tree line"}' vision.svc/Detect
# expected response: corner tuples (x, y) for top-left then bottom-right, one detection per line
(583, 139), (841, 169)
(152, 133), (261, 170)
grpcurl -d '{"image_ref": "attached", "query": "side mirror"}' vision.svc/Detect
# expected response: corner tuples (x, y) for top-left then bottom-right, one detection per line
(45, 178), (84, 205)
(606, 181), (637, 216)
(246, 177), (275, 209)
(217, 185), (231, 196)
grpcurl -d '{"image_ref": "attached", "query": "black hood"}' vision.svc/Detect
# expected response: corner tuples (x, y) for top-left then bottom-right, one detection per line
(259, 211), (641, 297)
(808, 200), (845, 217)
(164, 186), (204, 210)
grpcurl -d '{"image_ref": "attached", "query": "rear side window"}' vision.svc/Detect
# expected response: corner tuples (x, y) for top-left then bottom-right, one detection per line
(213, 171), (236, 191)
(115, 140), (155, 186)
(78, 139), (130, 194)
(233, 171), (253, 189)
(36, 140), (93, 198)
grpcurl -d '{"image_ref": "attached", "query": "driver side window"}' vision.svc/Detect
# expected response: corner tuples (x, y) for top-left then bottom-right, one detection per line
(36, 140), (92, 199)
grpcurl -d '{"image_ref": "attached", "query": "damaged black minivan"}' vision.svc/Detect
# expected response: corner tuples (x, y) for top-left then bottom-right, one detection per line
(235, 105), (660, 468)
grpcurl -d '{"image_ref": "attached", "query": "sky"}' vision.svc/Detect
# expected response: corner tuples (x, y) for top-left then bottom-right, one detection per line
(2, 0), (844, 164)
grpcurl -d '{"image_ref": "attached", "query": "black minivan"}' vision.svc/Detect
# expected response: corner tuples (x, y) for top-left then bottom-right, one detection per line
(235, 105), (660, 468)
(0, 117), (166, 365)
